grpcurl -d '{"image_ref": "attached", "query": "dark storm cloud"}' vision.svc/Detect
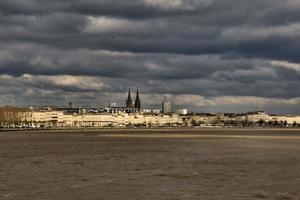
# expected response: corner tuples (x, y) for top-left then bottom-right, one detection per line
(0, 43), (281, 81)
(1, 0), (300, 61)
(0, 0), (300, 112)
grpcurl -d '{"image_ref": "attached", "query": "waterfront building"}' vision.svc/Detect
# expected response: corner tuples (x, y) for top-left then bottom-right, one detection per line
(272, 115), (300, 124)
(246, 111), (271, 122)
(20, 110), (183, 128)
(2, 106), (300, 128)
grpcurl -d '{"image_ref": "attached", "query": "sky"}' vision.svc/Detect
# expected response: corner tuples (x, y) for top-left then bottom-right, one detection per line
(0, 0), (300, 114)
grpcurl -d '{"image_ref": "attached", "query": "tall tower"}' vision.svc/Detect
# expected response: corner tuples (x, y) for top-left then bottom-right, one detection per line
(134, 89), (141, 110)
(162, 101), (172, 114)
(126, 89), (133, 108)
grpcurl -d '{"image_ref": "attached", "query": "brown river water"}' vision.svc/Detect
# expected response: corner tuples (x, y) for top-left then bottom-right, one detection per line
(0, 129), (300, 200)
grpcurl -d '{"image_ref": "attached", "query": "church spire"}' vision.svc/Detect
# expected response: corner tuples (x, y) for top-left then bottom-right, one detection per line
(126, 88), (133, 108)
(134, 89), (141, 110)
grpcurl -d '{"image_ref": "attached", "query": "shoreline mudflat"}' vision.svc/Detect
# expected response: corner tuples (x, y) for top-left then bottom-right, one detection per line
(1, 127), (300, 134)
(1, 128), (300, 141)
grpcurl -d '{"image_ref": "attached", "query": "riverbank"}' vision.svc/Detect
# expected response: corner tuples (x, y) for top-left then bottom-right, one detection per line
(1, 127), (300, 134)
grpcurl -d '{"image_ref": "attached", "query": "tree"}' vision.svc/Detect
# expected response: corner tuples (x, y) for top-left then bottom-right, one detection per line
(0, 106), (25, 127)
(191, 120), (200, 127)
(257, 119), (265, 127)
(267, 121), (274, 127)
(292, 121), (297, 127)
(0, 107), (4, 127)
(273, 120), (279, 127)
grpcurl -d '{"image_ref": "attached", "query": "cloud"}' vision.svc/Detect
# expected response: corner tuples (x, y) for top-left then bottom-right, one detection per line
(271, 60), (300, 74)
(0, 0), (300, 113)
(83, 16), (150, 34)
(1, 73), (299, 114)
(142, 0), (212, 11)
(0, 43), (300, 99)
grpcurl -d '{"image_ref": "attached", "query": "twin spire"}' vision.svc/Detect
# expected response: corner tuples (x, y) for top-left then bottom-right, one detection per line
(126, 89), (141, 110)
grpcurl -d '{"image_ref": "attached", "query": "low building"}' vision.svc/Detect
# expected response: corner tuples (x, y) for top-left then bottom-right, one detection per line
(177, 109), (188, 115)
(20, 110), (183, 128)
(272, 115), (300, 125)
(246, 111), (271, 122)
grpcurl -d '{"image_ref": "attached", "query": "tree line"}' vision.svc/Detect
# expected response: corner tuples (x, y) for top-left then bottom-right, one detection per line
(0, 106), (30, 128)
(191, 119), (300, 128)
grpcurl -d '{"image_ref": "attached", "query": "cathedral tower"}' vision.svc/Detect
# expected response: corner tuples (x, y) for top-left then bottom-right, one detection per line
(126, 89), (133, 108)
(134, 89), (141, 110)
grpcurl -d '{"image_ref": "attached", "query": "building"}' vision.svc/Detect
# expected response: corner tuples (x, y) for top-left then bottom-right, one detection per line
(162, 101), (172, 114)
(134, 89), (141, 110)
(20, 109), (183, 128)
(142, 109), (161, 114)
(125, 88), (142, 112)
(246, 111), (271, 122)
(177, 109), (188, 115)
(152, 109), (161, 114)
(126, 89), (133, 108)
(272, 115), (300, 125)
(108, 103), (118, 108)
(4, 105), (300, 128)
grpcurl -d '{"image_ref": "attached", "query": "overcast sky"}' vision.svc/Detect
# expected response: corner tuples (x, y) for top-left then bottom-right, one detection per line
(0, 0), (300, 114)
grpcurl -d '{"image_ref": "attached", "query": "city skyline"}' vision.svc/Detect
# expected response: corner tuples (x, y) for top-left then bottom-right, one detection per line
(0, 88), (298, 115)
(0, 0), (300, 114)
